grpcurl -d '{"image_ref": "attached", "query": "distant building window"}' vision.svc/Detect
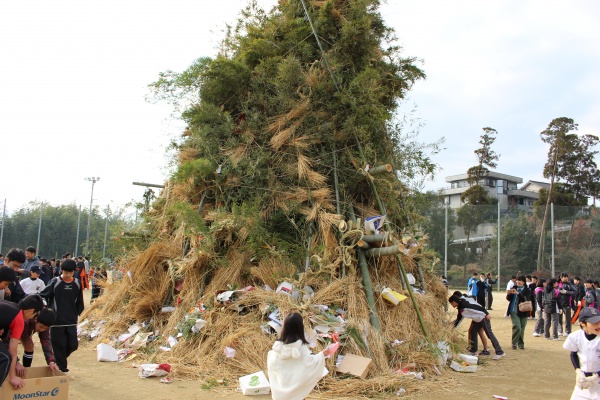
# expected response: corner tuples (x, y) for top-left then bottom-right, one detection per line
(497, 180), (504, 194)
(528, 200), (533, 206)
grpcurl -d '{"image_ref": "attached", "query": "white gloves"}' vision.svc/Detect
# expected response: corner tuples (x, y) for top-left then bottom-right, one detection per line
(576, 369), (588, 389)
(576, 369), (599, 390)
(560, 289), (567, 294)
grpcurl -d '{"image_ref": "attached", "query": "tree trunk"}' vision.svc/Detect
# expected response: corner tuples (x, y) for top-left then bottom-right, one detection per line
(537, 149), (558, 271)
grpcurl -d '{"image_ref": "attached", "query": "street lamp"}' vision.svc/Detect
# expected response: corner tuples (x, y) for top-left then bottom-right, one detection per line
(84, 177), (100, 257)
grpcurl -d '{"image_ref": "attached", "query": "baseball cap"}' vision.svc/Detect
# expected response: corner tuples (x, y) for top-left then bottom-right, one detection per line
(579, 307), (600, 324)
(30, 265), (43, 274)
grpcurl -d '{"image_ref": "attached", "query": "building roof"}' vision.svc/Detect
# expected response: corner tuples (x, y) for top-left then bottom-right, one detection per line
(445, 171), (523, 184)
(520, 180), (550, 191)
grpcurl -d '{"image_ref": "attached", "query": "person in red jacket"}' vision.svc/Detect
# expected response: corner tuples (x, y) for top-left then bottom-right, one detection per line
(0, 294), (45, 390)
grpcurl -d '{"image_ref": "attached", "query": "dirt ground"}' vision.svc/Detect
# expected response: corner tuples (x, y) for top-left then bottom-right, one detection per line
(25, 291), (574, 399)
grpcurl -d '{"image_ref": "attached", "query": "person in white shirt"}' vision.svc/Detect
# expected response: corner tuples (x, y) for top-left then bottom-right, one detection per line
(267, 312), (339, 400)
(19, 265), (46, 295)
(563, 307), (600, 399)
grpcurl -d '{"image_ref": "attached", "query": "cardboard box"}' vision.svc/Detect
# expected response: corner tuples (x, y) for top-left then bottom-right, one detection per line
(0, 366), (69, 400)
(239, 370), (270, 396)
(336, 353), (374, 379)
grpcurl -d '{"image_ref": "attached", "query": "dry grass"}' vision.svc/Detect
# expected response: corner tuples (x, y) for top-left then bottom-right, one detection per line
(85, 208), (458, 398)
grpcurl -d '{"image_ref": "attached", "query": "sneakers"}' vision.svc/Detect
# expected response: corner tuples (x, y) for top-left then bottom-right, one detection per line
(479, 350), (490, 356)
(493, 353), (505, 360)
(553, 337), (561, 341)
(533, 332), (540, 337)
(563, 332), (569, 337)
(545, 337), (551, 340)
(512, 345), (517, 350)
(468, 352), (478, 356)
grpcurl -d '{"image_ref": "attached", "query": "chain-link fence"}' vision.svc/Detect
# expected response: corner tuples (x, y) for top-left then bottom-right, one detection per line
(436, 204), (598, 288)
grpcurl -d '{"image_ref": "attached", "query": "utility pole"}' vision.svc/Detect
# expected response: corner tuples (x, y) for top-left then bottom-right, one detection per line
(0, 199), (6, 253)
(75, 205), (82, 257)
(36, 202), (43, 253)
(102, 204), (110, 259)
(85, 177), (100, 257)
(444, 197), (448, 278)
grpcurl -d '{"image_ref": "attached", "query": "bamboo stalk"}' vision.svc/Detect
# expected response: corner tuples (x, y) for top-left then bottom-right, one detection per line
(368, 164), (393, 175)
(361, 234), (390, 243)
(356, 239), (370, 249)
(396, 254), (431, 342)
(348, 206), (381, 331)
(365, 245), (402, 257)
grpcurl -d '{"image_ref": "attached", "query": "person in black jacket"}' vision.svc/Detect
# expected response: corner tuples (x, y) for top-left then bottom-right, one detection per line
(533, 279), (546, 336)
(40, 259), (84, 373)
(449, 294), (505, 359)
(573, 276), (585, 309)
(2, 249), (27, 303)
(557, 272), (578, 336)
(507, 275), (532, 349)
(485, 273), (497, 310)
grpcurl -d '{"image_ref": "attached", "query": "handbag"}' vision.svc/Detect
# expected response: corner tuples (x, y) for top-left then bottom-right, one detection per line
(518, 300), (533, 312)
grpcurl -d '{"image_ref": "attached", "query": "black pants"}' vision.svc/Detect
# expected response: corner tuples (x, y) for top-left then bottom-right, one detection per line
(0, 341), (12, 386)
(487, 289), (493, 309)
(50, 326), (78, 372)
(468, 319), (504, 354)
(476, 294), (486, 308)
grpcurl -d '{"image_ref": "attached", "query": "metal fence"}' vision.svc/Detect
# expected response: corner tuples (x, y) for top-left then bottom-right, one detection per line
(439, 203), (598, 289)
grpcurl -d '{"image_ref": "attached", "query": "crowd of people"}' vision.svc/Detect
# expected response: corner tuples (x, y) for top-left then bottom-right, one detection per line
(450, 271), (600, 399)
(0, 246), (106, 391)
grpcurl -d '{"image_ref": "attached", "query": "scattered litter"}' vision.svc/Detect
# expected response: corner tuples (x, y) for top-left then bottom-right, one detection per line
(493, 396), (509, 400)
(160, 377), (172, 384)
(458, 353), (478, 365)
(449, 360), (477, 373)
(364, 215), (386, 234)
(117, 349), (135, 362)
(161, 306), (176, 313)
(391, 340), (406, 347)
(275, 281), (292, 294)
(139, 363), (171, 378)
(381, 288), (407, 305)
(96, 343), (118, 362)
(167, 335), (178, 348)
(159, 346), (171, 352)
(395, 388), (407, 396)
(224, 346), (236, 358)
(239, 370), (270, 396)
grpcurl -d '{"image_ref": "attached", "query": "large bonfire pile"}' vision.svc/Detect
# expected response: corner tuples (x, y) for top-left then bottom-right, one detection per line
(83, 0), (462, 397)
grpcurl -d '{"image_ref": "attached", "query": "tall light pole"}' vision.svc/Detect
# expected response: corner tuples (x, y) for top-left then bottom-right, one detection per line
(75, 205), (82, 257)
(84, 177), (100, 257)
(0, 199), (6, 253)
(102, 204), (110, 259)
(36, 202), (43, 253)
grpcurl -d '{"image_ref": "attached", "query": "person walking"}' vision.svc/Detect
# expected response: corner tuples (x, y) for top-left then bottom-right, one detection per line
(558, 272), (578, 336)
(507, 275), (531, 349)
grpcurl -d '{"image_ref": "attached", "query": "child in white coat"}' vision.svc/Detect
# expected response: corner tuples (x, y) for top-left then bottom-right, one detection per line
(267, 312), (339, 400)
(563, 307), (600, 399)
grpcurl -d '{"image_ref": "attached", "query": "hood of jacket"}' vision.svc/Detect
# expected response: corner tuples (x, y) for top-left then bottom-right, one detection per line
(544, 286), (555, 293)
(271, 340), (303, 360)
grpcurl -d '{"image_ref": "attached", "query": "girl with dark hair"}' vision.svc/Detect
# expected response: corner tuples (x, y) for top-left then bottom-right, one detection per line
(507, 275), (531, 349)
(267, 312), (339, 400)
(543, 278), (561, 340)
(533, 278), (546, 337)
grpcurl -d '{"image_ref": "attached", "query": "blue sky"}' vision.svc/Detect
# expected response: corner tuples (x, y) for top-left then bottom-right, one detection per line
(1, 0), (599, 213)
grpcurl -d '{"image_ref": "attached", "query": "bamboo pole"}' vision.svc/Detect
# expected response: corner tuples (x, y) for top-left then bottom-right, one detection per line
(368, 164), (393, 175)
(348, 206), (381, 331)
(395, 254), (431, 342)
(361, 234), (391, 243)
(365, 245), (403, 257)
(356, 239), (370, 249)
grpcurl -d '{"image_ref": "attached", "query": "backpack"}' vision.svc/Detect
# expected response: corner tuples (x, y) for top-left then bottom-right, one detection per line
(542, 289), (557, 313)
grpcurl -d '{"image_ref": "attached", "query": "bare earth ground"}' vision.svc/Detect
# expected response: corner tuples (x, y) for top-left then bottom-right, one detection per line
(27, 291), (573, 400)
